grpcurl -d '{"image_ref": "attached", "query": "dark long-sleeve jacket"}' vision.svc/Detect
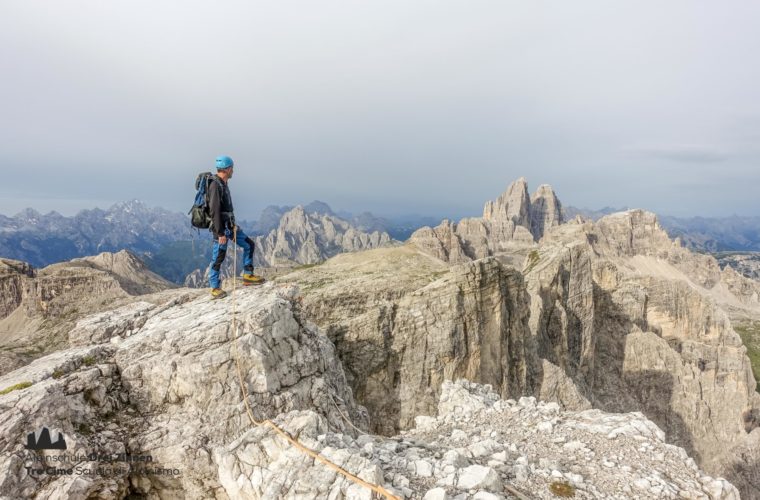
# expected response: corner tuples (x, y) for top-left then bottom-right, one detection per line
(207, 175), (235, 238)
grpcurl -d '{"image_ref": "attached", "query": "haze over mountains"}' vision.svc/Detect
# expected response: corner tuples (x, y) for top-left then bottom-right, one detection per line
(1, 177), (758, 498)
(565, 206), (760, 253)
(0, 200), (434, 279)
(3, 197), (759, 277)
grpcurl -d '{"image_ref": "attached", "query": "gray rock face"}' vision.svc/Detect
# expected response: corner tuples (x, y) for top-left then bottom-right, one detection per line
(528, 211), (760, 496)
(482, 177), (532, 228)
(0, 283), (366, 499)
(0, 259), (749, 499)
(0, 250), (175, 376)
(257, 206), (393, 267)
(0, 258), (35, 319)
(69, 250), (172, 296)
(524, 240), (596, 387)
(284, 204), (760, 497)
(410, 178), (563, 264)
(529, 184), (563, 241)
(281, 245), (564, 435)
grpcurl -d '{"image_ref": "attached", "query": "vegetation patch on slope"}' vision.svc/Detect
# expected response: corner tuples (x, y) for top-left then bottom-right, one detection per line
(735, 320), (760, 392)
(0, 381), (33, 395)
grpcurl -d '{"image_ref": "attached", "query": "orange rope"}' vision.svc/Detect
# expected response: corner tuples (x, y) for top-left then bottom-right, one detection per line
(230, 226), (399, 500)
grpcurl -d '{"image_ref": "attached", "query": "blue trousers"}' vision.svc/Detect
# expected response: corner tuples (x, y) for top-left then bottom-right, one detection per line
(208, 226), (254, 289)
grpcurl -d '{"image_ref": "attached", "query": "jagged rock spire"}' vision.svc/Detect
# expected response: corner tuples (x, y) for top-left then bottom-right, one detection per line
(412, 177), (567, 264)
(482, 178), (563, 240)
(483, 177), (531, 228)
(529, 184), (563, 240)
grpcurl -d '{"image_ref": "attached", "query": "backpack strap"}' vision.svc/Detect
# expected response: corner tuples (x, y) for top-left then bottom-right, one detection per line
(203, 173), (222, 206)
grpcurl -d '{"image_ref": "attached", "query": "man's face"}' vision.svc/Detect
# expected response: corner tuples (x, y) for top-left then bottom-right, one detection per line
(227, 166), (234, 179)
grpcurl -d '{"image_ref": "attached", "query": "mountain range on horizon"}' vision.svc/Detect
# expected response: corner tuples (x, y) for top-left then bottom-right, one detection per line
(3, 187), (760, 285)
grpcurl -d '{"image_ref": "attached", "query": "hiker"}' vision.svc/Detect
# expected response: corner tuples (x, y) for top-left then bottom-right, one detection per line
(207, 155), (264, 299)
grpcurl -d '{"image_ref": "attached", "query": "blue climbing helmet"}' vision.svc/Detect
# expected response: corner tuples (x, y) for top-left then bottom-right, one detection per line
(215, 155), (234, 170)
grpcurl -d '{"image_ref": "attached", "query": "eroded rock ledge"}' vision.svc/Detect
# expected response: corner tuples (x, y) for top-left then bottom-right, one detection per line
(0, 283), (739, 499)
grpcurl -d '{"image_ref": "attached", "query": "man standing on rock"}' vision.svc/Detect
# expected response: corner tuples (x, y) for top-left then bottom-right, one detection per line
(208, 155), (264, 299)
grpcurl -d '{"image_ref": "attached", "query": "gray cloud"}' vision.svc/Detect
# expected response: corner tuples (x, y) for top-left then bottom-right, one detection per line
(626, 145), (729, 163)
(1, 1), (760, 219)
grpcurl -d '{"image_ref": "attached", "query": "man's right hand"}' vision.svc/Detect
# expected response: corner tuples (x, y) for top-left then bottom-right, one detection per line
(219, 235), (227, 245)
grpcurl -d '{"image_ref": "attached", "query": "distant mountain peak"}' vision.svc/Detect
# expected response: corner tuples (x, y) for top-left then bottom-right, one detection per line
(481, 177), (563, 239)
(303, 200), (334, 215)
(109, 199), (149, 214)
(14, 208), (42, 220)
(412, 177), (564, 262)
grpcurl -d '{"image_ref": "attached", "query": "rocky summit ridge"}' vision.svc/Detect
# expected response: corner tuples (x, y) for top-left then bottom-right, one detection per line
(0, 282), (741, 499)
(278, 178), (760, 498)
(1, 178), (759, 499)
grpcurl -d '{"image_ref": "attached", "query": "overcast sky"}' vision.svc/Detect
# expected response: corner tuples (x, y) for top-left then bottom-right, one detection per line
(1, 1), (759, 220)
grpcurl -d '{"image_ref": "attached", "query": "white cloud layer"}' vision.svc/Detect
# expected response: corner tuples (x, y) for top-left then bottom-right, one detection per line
(1, 1), (759, 218)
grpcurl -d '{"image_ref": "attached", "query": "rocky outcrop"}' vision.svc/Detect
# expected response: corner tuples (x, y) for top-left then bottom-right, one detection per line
(0, 258), (35, 320)
(0, 251), (174, 375)
(0, 245), (752, 498)
(257, 206), (393, 266)
(282, 204), (760, 497)
(1, 314), (740, 500)
(523, 240), (596, 388)
(482, 177), (532, 228)
(279, 245), (577, 434)
(529, 184), (563, 241)
(531, 210), (760, 496)
(404, 220), (472, 265)
(69, 250), (172, 296)
(0, 284), (366, 499)
(410, 178), (563, 264)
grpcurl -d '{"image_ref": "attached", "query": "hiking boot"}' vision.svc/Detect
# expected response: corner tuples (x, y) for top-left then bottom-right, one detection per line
(242, 273), (265, 286)
(210, 288), (228, 299)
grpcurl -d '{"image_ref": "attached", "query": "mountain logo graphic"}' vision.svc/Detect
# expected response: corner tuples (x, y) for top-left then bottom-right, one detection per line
(25, 426), (67, 450)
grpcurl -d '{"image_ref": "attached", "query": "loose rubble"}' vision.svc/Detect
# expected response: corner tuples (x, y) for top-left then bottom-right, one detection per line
(222, 379), (740, 499)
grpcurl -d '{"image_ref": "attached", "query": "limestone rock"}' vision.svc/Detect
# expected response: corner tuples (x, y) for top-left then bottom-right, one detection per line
(284, 201), (760, 497)
(0, 251), (175, 376)
(279, 245), (540, 434)
(482, 177), (531, 228)
(410, 178), (563, 264)
(529, 184), (563, 240)
(0, 258), (35, 319)
(69, 250), (173, 295)
(0, 268), (748, 498)
(215, 380), (741, 499)
(0, 283), (368, 499)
